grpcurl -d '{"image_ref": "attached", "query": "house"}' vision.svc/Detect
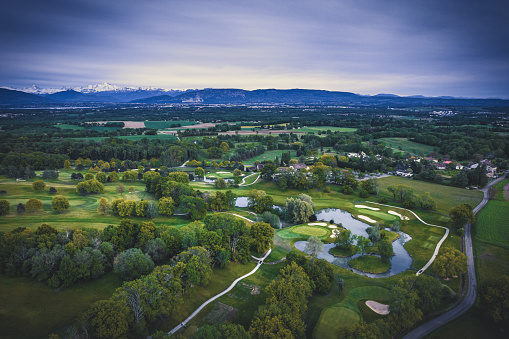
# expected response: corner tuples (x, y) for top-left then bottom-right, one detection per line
(291, 163), (308, 171)
(436, 163), (447, 170)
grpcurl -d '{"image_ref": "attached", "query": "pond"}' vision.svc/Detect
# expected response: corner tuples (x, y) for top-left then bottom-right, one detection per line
(234, 197), (283, 212)
(294, 208), (413, 278)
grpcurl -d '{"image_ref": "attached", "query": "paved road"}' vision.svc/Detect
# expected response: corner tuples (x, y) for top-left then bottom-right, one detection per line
(168, 248), (272, 335)
(403, 172), (507, 339)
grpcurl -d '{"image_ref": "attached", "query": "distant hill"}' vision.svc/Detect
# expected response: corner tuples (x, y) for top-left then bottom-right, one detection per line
(2, 86), (509, 107)
(134, 88), (509, 107)
(136, 88), (363, 104)
(0, 88), (55, 105)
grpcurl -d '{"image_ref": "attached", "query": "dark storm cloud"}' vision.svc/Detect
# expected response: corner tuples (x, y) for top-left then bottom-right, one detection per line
(0, 0), (508, 97)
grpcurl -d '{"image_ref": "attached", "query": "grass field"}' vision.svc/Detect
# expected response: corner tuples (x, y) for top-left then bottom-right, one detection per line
(348, 255), (391, 274)
(378, 137), (437, 155)
(0, 273), (123, 339)
(377, 176), (484, 215)
(475, 179), (509, 248)
(243, 150), (298, 165)
(53, 124), (85, 130)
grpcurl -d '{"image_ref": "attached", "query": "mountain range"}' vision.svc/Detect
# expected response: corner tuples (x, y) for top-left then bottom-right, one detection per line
(1, 84), (509, 107)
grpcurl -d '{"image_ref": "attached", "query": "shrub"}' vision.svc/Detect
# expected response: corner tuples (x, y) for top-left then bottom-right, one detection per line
(32, 180), (46, 192)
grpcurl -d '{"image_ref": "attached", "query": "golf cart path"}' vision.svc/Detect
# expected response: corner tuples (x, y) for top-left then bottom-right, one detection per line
(168, 248), (272, 335)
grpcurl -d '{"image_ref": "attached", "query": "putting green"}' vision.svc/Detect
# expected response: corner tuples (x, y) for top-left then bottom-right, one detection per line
(292, 226), (327, 237)
(314, 307), (360, 338)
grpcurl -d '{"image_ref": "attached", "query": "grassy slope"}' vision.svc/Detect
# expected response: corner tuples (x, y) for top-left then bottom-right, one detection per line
(0, 273), (123, 339)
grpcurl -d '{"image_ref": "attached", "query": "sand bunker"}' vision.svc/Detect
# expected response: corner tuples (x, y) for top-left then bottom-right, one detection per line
(365, 301), (390, 315)
(308, 222), (328, 226)
(328, 225), (338, 229)
(355, 204), (380, 211)
(330, 234), (338, 238)
(357, 215), (376, 223)
(388, 211), (410, 220)
(216, 171), (230, 174)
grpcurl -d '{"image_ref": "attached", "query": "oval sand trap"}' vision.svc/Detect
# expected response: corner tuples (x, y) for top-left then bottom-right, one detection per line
(328, 225), (338, 229)
(216, 171), (230, 174)
(357, 215), (376, 223)
(308, 222), (327, 226)
(355, 204), (380, 211)
(365, 300), (390, 315)
(388, 210), (410, 220)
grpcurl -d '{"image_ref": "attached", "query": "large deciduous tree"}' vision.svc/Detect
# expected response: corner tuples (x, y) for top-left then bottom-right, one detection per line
(433, 247), (468, 278)
(250, 222), (274, 254)
(51, 195), (70, 213)
(449, 204), (475, 228)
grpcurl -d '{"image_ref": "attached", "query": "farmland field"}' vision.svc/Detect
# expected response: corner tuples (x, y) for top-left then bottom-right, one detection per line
(70, 134), (178, 142)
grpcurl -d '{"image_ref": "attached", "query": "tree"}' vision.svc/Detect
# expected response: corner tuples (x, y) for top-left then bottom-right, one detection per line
(449, 204), (476, 228)
(418, 192), (436, 210)
(95, 172), (107, 183)
(97, 197), (110, 215)
(144, 238), (168, 262)
(335, 228), (354, 249)
(305, 236), (324, 257)
(114, 248), (154, 281)
(16, 202), (25, 214)
(135, 200), (150, 217)
(356, 235), (370, 256)
(181, 196), (207, 220)
(251, 222), (274, 254)
(84, 173), (94, 181)
(194, 167), (205, 179)
(51, 195), (70, 213)
(481, 275), (509, 326)
(116, 183), (125, 196)
(63, 159), (71, 170)
(32, 180), (46, 192)
(80, 299), (132, 339)
(215, 177), (227, 189)
(26, 198), (43, 212)
(0, 199), (10, 216)
(366, 224), (381, 244)
(146, 202), (158, 219)
(378, 239), (393, 262)
(76, 179), (105, 195)
(108, 171), (119, 182)
(196, 324), (250, 339)
(49, 187), (57, 194)
(284, 196), (314, 224)
(158, 197), (175, 216)
(433, 247), (467, 278)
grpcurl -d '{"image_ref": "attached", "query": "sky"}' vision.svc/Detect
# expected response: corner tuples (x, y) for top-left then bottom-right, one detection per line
(1, 0), (508, 98)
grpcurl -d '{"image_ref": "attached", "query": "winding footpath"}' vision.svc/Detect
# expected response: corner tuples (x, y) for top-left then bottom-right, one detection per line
(403, 172), (507, 339)
(365, 201), (449, 276)
(168, 248), (272, 335)
(240, 173), (260, 186)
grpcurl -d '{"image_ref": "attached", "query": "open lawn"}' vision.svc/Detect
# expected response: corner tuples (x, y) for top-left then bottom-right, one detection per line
(475, 178), (509, 248)
(348, 255), (391, 274)
(0, 273), (123, 339)
(378, 137), (436, 155)
(377, 176), (484, 215)
(243, 150), (297, 165)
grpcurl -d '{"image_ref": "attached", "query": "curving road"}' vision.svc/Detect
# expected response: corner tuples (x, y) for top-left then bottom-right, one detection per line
(168, 248), (272, 336)
(403, 172), (507, 339)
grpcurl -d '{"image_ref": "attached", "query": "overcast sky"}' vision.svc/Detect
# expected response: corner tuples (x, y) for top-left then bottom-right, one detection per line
(1, 0), (508, 98)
